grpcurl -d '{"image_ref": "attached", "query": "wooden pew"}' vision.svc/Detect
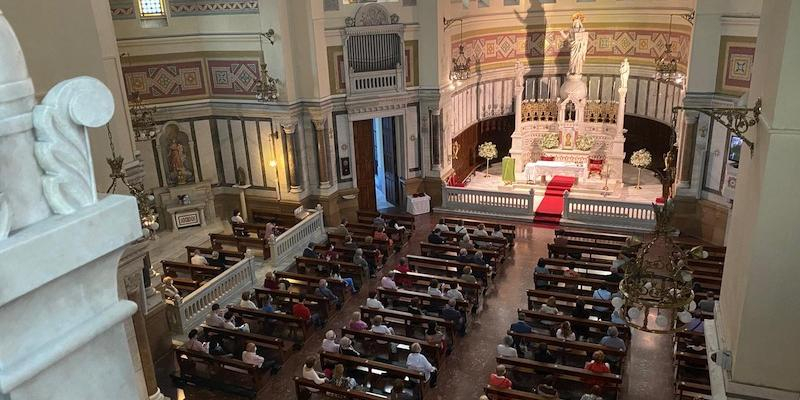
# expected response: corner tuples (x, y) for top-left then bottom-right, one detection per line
(497, 356), (622, 397)
(253, 288), (332, 320)
(319, 352), (428, 399)
(532, 272), (608, 295)
(393, 271), (483, 308)
(231, 221), (287, 239)
(420, 242), (501, 267)
(185, 246), (245, 267)
(210, 233), (270, 258)
(162, 260), (222, 283)
(442, 217), (516, 242)
(440, 231), (509, 257)
(295, 256), (368, 287)
(676, 381), (711, 399)
(329, 232), (391, 256)
(555, 229), (628, 245)
(201, 324), (288, 364)
(407, 255), (491, 286)
(275, 271), (349, 302)
(227, 306), (310, 343)
(341, 327), (443, 368)
(357, 210), (416, 231)
(527, 289), (615, 316)
(313, 245), (381, 269)
(507, 330), (626, 371)
(518, 309), (630, 342)
(484, 385), (555, 400)
(547, 243), (619, 260)
(250, 210), (297, 226)
(170, 277), (203, 294)
(348, 222), (409, 245)
(294, 377), (387, 399)
(376, 288), (470, 326)
(174, 347), (267, 397)
(359, 306), (458, 347)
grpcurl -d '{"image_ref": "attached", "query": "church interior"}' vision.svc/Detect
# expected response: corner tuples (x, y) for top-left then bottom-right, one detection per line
(0, 0), (798, 399)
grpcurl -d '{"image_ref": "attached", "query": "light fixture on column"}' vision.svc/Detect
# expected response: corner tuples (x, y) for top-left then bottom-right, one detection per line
(653, 12), (694, 85)
(128, 91), (158, 142)
(255, 30), (279, 102)
(444, 17), (471, 82)
(672, 98), (762, 154)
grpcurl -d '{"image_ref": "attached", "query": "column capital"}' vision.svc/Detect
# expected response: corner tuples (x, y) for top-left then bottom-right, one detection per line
(279, 118), (297, 134)
(683, 110), (700, 124)
(311, 117), (326, 132)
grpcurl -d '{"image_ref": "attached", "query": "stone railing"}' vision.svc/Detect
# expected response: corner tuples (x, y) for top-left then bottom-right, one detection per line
(561, 191), (656, 232)
(348, 67), (404, 95)
(165, 257), (256, 334)
(439, 186), (536, 218)
(266, 206), (327, 270)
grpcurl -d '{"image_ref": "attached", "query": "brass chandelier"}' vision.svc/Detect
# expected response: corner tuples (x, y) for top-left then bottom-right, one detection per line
(444, 17), (471, 82)
(654, 12), (694, 85)
(129, 91), (158, 142)
(254, 30), (279, 102)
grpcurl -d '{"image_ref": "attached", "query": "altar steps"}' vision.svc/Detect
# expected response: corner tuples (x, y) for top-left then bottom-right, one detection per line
(533, 176), (576, 228)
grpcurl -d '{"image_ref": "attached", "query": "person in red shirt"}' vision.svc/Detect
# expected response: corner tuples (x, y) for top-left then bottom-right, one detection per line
(583, 350), (612, 387)
(292, 294), (323, 327)
(488, 364), (513, 389)
(394, 257), (412, 288)
(263, 271), (279, 290)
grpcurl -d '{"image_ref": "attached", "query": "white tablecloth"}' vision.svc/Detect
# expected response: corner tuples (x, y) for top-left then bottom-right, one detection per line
(406, 194), (431, 215)
(524, 161), (587, 181)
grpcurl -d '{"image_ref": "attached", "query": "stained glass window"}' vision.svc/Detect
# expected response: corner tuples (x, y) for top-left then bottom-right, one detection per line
(139, 0), (166, 17)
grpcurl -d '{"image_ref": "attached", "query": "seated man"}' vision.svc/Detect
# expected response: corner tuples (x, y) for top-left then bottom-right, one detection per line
(510, 313), (534, 334)
(205, 303), (226, 327)
(242, 341), (278, 372)
(697, 291), (716, 313)
(488, 364), (513, 389)
(191, 249), (209, 266)
(592, 285), (612, 313)
(303, 242), (318, 259)
(315, 279), (342, 309)
(599, 326), (626, 369)
(183, 328), (209, 353)
(293, 294), (323, 327)
(441, 299), (466, 336)
(534, 258), (550, 289)
(207, 250), (226, 268)
(427, 228), (446, 244)
(380, 271), (398, 291)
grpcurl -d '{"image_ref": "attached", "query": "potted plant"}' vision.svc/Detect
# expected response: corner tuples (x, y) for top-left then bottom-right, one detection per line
(478, 142), (498, 177)
(630, 148), (652, 189)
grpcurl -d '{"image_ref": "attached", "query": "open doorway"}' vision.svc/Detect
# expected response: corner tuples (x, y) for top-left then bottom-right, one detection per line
(353, 116), (399, 211)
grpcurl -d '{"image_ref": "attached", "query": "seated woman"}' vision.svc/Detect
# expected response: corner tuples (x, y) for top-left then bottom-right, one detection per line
(373, 226), (394, 250)
(556, 321), (576, 341)
(536, 375), (560, 399)
(434, 218), (450, 233)
(329, 264), (358, 294)
(329, 363), (356, 395)
(583, 351), (612, 387)
(424, 321), (448, 356)
(348, 311), (368, 331)
(406, 343), (437, 388)
(394, 257), (412, 288)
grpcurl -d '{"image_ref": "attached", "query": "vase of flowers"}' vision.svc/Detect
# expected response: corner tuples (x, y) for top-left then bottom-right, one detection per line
(478, 142), (498, 177)
(540, 132), (560, 149)
(576, 135), (594, 151)
(630, 148), (652, 189)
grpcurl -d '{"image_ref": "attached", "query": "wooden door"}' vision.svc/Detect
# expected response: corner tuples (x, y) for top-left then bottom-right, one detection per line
(353, 119), (377, 211)
(381, 117), (399, 206)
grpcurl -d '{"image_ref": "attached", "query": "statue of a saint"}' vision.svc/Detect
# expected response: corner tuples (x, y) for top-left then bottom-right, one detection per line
(560, 13), (588, 75)
(168, 139), (186, 176)
(620, 58), (630, 89)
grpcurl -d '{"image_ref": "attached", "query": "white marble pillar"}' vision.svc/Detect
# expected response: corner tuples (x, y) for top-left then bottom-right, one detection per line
(510, 62), (527, 172)
(312, 117), (332, 189)
(281, 119), (302, 193)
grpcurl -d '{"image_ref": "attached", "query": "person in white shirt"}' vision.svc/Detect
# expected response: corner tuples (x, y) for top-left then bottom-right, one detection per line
(491, 225), (505, 239)
(183, 329), (209, 353)
(381, 271), (398, 290)
(264, 219), (277, 239)
(539, 296), (561, 326)
(366, 291), (384, 309)
(370, 316), (395, 335)
(496, 335), (518, 358)
(434, 218), (450, 233)
(556, 321), (576, 341)
(161, 277), (181, 302)
(427, 280), (443, 297)
(473, 223), (489, 237)
(205, 303), (226, 328)
(223, 311), (250, 332)
(231, 209), (245, 224)
(190, 250), (208, 266)
(239, 291), (257, 309)
(322, 330), (340, 353)
(406, 343), (438, 387)
(301, 356), (327, 391)
(444, 284), (465, 301)
(453, 221), (467, 235)
(242, 342), (265, 368)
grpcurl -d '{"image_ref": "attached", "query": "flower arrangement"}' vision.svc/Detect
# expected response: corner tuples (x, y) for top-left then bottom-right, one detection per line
(576, 135), (594, 151)
(478, 142), (498, 177)
(540, 132), (560, 149)
(630, 148), (652, 189)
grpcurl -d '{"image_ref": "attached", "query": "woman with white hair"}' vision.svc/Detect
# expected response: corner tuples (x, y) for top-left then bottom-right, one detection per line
(406, 342), (437, 388)
(322, 330), (340, 353)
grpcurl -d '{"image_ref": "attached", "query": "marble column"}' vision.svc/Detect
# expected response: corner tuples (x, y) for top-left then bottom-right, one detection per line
(677, 111), (698, 186)
(281, 119), (302, 193)
(509, 62), (527, 172)
(710, 2), (800, 398)
(124, 271), (167, 400)
(312, 117), (332, 189)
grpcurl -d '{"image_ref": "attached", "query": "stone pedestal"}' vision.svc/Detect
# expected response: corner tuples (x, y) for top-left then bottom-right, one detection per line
(0, 196), (143, 399)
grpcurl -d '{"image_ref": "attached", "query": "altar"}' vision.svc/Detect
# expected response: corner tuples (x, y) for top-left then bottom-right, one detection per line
(524, 161), (587, 183)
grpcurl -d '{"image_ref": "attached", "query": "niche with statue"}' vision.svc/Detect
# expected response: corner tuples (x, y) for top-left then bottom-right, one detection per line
(159, 122), (196, 186)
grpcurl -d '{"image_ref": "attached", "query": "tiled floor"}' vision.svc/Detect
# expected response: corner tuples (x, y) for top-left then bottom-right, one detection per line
(156, 213), (676, 400)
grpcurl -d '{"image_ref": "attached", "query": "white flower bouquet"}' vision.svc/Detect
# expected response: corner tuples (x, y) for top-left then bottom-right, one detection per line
(576, 135), (594, 151)
(630, 148), (652, 188)
(478, 142), (498, 176)
(540, 132), (560, 149)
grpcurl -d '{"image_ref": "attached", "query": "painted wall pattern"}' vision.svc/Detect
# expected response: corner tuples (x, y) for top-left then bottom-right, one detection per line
(122, 59), (261, 102)
(452, 28), (691, 71)
(110, 0), (258, 20)
(207, 60), (260, 96)
(716, 36), (756, 95)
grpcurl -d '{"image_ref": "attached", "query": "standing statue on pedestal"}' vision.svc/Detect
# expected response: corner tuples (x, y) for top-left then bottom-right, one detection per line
(620, 58), (630, 89)
(560, 12), (588, 76)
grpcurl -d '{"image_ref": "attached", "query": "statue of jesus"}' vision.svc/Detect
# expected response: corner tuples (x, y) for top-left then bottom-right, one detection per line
(560, 13), (588, 76)
(620, 58), (630, 89)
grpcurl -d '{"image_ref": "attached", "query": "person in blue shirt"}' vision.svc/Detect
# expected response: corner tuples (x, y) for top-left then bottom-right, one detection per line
(592, 285), (612, 313)
(534, 258), (550, 289)
(510, 313), (534, 334)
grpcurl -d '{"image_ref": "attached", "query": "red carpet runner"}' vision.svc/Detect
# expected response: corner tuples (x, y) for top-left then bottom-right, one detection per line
(533, 176), (576, 228)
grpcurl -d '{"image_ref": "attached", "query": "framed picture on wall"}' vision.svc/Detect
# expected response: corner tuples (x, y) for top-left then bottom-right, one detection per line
(341, 157), (351, 176)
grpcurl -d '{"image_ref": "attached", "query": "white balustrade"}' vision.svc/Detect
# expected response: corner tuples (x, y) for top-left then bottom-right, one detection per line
(441, 186), (536, 217)
(165, 257), (257, 335)
(348, 67), (404, 95)
(561, 191), (656, 231)
(266, 207), (327, 270)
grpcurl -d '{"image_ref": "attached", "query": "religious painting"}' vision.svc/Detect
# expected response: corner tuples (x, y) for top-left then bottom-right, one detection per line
(561, 129), (575, 150)
(159, 123), (196, 186)
(716, 36), (757, 95)
(341, 157), (351, 176)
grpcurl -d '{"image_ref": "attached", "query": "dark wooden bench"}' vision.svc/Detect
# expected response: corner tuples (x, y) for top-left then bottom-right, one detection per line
(508, 330), (626, 371)
(253, 288), (332, 320)
(313, 245), (381, 268)
(231, 221), (288, 239)
(497, 356), (622, 398)
(227, 305), (310, 343)
(328, 232), (391, 256)
(547, 243), (619, 260)
(420, 242), (501, 267)
(359, 306), (458, 347)
(201, 324), (288, 364)
(319, 351), (428, 399)
(407, 254), (491, 286)
(484, 385), (555, 400)
(250, 210), (297, 226)
(357, 210), (416, 231)
(442, 217), (516, 242)
(162, 260), (222, 283)
(295, 256), (368, 287)
(555, 229), (628, 244)
(376, 288), (470, 325)
(210, 233), (270, 258)
(527, 289), (615, 316)
(274, 271), (349, 302)
(393, 271), (483, 307)
(294, 377), (387, 399)
(341, 327), (443, 368)
(173, 347), (267, 397)
(518, 309), (630, 342)
(185, 246), (245, 267)
(170, 277), (203, 294)
(676, 381), (711, 399)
